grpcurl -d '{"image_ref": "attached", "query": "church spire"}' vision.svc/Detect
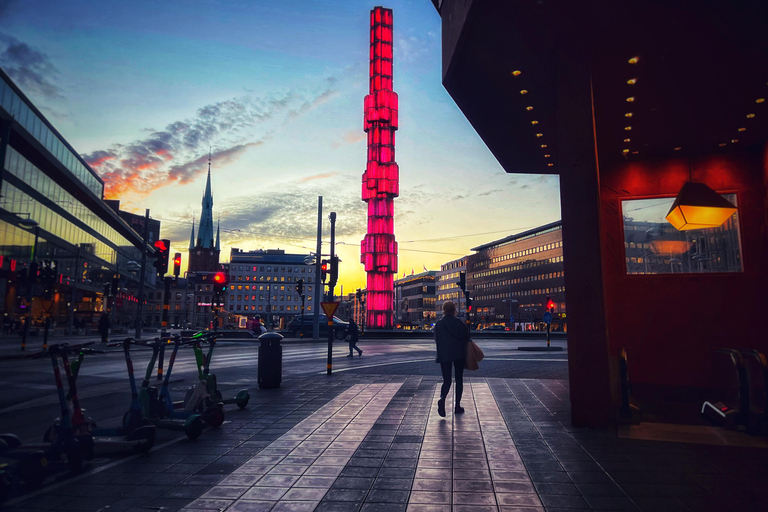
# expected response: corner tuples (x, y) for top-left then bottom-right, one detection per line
(215, 219), (221, 251)
(196, 149), (215, 249)
(189, 217), (196, 251)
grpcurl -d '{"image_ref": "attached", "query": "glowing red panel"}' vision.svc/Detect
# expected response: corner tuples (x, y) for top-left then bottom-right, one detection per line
(361, 7), (398, 329)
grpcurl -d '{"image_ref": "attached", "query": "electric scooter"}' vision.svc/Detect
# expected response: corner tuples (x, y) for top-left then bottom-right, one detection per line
(189, 331), (250, 409)
(133, 336), (205, 440)
(43, 343), (155, 455)
(173, 333), (226, 427)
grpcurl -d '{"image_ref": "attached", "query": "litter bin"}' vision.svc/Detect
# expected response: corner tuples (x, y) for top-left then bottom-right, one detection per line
(258, 332), (283, 389)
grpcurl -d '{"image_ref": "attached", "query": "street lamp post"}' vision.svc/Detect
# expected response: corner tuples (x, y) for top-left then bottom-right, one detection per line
(18, 218), (40, 351)
(502, 299), (518, 329)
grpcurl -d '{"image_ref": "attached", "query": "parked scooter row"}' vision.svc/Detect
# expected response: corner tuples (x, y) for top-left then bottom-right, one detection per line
(1, 331), (251, 495)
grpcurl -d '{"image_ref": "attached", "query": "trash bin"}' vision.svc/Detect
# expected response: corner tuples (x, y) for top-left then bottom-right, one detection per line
(258, 332), (283, 389)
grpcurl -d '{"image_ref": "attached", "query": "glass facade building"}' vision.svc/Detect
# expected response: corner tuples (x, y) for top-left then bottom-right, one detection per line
(0, 68), (150, 332)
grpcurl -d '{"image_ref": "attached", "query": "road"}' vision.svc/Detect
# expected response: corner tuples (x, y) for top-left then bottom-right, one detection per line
(0, 335), (568, 446)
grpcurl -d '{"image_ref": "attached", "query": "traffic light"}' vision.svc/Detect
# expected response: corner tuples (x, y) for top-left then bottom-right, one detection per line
(329, 256), (339, 288)
(153, 239), (171, 275)
(212, 271), (228, 294)
(296, 278), (304, 296)
(546, 296), (555, 312)
(465, 291), (472, 311)
(111, 277), (120, 295)
(321, 259), (329, 283)
(458, 271), (466, 292)
(173, 252), (182, 277)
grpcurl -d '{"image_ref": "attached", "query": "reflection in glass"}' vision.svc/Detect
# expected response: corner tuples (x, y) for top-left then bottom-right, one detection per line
(622, 195), (742, 274)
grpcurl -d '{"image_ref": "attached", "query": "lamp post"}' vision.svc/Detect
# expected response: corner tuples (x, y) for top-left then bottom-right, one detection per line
(502, 299), (518, 329)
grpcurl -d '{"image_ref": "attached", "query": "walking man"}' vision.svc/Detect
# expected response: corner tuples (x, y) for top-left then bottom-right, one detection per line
(346, 320), (363, 357)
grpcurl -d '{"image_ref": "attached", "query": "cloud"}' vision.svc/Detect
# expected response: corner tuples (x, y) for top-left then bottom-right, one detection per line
(0, 34), (63, 100)
(298, 172), (339, 183)
(478, 189), (502, 196)
(84, 79), (341, 199)
(331, 130), (366, 149)
(0, 1), (16, 19)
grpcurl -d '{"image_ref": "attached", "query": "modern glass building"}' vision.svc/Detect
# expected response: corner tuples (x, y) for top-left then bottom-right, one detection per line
(0, 68), (151, 334)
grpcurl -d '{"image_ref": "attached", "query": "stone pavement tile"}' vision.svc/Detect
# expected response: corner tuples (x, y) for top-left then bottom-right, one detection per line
(199, 485), (249, 499)
(360, 503), (407, 512)
(453, 479), (494, 492)
(219, 474), (264, 486)
(185, 498), (236, 509)
(255, 474), (301, 487)
(497, 507), (544, 512)
(453, 492), (496, 506)
(379, 467), (416, 479)
(565, 471), (612, 484)
(493, 481), (536, 494)
(405, 504), (451, 512)
(332, 476), (375, 489)
(294, 475), (337, 488)
(414, 468), (451, 479)
(270, 500), (320, 512)
(282, 487), (329, 501)
(532, 482), (580, 495)
(523, 461), (562, 472)
(453, 459), (487, 469)
(315, 501), (362, 512)
(161, 485), (209, 499)
(241, 486), (290, 500)
(573, 482), (626, 497)
(373, 478), (412, 490)
(526, 471), (572, 483)
(538, 493), (590, 510)
(453, 505), (499, 512)
(366, 489), (410, 503)
(488, 460), (526, 471)
(408, 490), (451, 504)
(322, 488), (368, 502)
(411, 478), (452, 492)
(382, 458), (418, 469)
(582, 495), (638, 511)
(268, 465), (308, 476)
(223, 500), (276, 512)
(305, 465), (344, 477)
(183, 474), (227, 486)
(417, 459), (451, 468)
(349, 457), (384, 467)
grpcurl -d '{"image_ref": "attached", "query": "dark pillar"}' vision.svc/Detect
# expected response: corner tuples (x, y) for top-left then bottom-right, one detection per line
(556, 58), (616, 427)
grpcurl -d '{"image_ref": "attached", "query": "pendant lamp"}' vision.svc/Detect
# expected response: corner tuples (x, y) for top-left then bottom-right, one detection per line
(665, 162), (737, 231)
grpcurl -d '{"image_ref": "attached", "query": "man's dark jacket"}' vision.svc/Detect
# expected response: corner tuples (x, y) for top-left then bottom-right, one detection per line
(434, 315), (469, 363)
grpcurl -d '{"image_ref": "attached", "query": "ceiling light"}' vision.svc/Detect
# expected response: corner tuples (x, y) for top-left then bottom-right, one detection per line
(520, 90), (528, 95)
(526, 106), (533, 111)
(718, 143), (727, 147)
(632, 151), (639, 155)
(628, 57), (639, 64)
(531, 120), (538, 125)
(625, 112), (633, 117)
(547, 163), (554, 167)
(747, 113), (756, 118)
(626, 97), (635, 102)
(674, 147), (682, 151)
(512, 70), (522, 76)
(544, 154), (550, 158)
(622, 149), (630, 154)
(666, 182), (737, 231)
(757, 98), (765, 103)
(627, 78), (637, 85)
(624, 126), (632, 130)
(624, 138), (631, 143)
(535, 133), (543, 138)
(731, 139), (739, 143)
(738, 128), (746, 132)
(541, 144), (547, 148)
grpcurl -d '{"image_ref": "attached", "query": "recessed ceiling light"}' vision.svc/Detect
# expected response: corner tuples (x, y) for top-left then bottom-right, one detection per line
(627, 78), (637, 85)
(674, 147), (682, 151)
(738, 127), (746, 132)
(624, 126), (632, 130)
(547, 163), (554, 167)
(526, 106), (533, 111)
(520, 90), (528, 95)
(757, 98), (765, 103)
(541, 144), (547, 148)
(631, 151), (639, 155)
(531, 120), (538, 125)
(626, 97), (635, 103)
(628, 57), (639, 64)
(544, 154), (550, 158)
(731, 139), (739, 143)
(535, 133), (543, 138)
(747, 113), (756, 118)
(622, 149), (630, 153)
(625, 112), (633, 117)
(624, 138), (631, 143)
(718, 143), (727, 147)
(512, 70), (522, 76)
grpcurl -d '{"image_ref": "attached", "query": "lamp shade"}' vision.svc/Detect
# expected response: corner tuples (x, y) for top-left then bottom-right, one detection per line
(665, 182), (737, 231)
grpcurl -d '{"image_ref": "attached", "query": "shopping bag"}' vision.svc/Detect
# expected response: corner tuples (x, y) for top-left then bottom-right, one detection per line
(465, 340), (484, 370)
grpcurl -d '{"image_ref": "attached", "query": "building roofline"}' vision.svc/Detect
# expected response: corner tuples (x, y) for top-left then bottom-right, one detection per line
(471, 220), (562, 252)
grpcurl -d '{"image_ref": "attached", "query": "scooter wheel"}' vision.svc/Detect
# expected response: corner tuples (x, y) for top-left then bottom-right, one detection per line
(237, 397), (250, 410)
(64, 439), (82, 473)
(127, 427), (155, 454)
(204, 407), (225, 428)
(185, 418), (205, 440)
(0, 433), (22, 450)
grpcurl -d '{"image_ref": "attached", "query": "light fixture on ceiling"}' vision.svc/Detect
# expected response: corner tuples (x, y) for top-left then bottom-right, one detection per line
(665, 161), (737, 231)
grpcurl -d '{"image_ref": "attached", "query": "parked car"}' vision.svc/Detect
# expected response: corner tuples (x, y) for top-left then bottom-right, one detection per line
(482, 325), (510, 331)
(287, 314), (349, 340)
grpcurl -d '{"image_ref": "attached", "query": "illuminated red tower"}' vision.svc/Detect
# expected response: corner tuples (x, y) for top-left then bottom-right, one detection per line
(361, 6), (398, 329)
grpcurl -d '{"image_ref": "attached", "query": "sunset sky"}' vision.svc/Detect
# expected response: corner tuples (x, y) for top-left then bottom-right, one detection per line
(1, 0), (561, 292)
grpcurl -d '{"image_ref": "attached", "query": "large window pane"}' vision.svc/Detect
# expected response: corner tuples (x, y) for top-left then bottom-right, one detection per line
(622, 195), (742, 274)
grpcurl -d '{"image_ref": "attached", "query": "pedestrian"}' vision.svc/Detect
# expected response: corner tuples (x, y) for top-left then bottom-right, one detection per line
(346, 320), (362, 357)
(433, 301), (469, 417)
(98, 313), (110, 344)
(254, 316), (267, 334)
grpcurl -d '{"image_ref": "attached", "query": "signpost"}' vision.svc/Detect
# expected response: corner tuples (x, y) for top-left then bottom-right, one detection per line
(543, 311), (553, 347)
(321, 301), (340, 375)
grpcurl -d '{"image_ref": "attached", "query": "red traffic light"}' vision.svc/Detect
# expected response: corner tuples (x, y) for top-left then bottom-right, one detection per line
(213, 272), (226, 283)
(153, 239), (168, 251)
(546, 297), (555, 311)
(321, 262), (328, 272)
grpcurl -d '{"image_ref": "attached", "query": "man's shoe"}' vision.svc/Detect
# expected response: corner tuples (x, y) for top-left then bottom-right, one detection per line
(455, 406), (465, 414)
(346, 354), (353, 357)
(437, 398), (446, 417)
(358, 350), (363, 357)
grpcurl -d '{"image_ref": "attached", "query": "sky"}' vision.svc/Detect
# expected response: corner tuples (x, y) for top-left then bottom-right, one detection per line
(0, 0), (561, 292)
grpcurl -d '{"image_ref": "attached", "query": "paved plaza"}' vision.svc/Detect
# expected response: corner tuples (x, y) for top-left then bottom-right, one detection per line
(4, 370), (767, 512)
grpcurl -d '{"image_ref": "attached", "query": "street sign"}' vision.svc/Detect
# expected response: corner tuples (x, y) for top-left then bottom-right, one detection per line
(543, 312), (552, 324)
(321, 301), (340, 321)
(509, 315), (514, 324)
